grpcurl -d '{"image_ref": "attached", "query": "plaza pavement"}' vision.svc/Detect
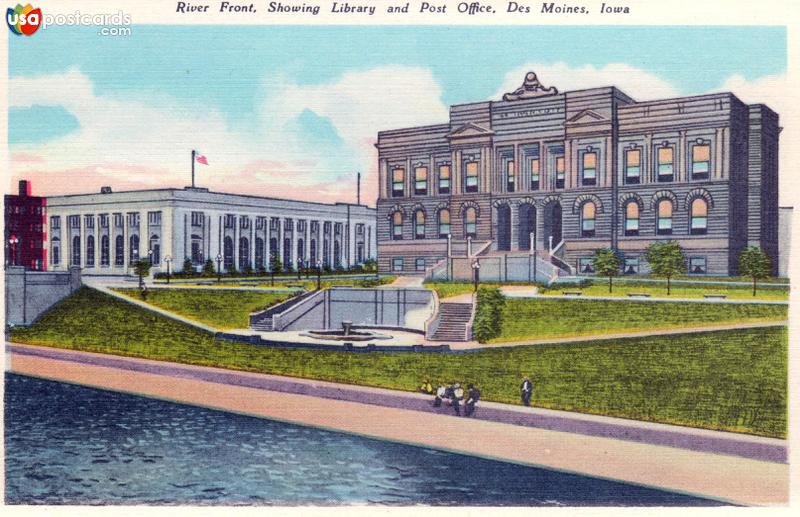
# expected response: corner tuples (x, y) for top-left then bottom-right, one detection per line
(6, 342), (788, 506)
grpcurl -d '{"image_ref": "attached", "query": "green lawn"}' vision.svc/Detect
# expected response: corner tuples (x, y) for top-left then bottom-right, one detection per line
(112, 288), (294, 329)
(424, 281), (536, 299)
(493, 298), (787, 342)
(249, 276), (396, 290)
(541, 280), (789, 300)
(10, 287), (787, 438)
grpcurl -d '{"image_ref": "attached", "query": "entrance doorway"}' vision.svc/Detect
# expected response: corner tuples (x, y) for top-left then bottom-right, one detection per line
(543, 202), (562, 249)
(496, 204), (511, 251)
(518, 204), (536, 250)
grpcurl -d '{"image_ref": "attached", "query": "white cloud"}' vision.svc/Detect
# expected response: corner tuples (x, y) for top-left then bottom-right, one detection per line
(492, 62), (681, 101)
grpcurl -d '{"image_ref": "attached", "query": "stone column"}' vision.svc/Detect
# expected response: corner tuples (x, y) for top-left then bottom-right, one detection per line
(250, 218), (255, 270)
(678, 131), (687, 182)
(510, 205), (519, 252)
(277, 217), (284, 267)
(233, 215), (240, 271)
(122, 214), (129, 272)
(139, 211), (148, 263)
(79, 214), (86, 269)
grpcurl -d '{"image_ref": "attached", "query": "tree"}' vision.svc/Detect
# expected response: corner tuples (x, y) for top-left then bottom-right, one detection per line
(739, 247), (771, 296)
(202, 259), (215, 277)
(592, 248), (622, 293)
(181, 257), (194, 275)
(270, 254), (283, 274)
(645, 241), (686, 295)
(133, 259), (152, 289)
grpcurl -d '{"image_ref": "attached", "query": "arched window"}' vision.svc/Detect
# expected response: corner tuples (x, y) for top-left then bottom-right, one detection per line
(71, 236), (81, 266)
(115, 235), (124, 266)
(149, 235), (160, 265)
(392, 212), (403, 240)
(581, 202), (596, 237)
(624, 202), (639, 236)
(464, 207), (477, 238)
(269, 237), (278, 261)
(255, 237), (265, 268)
(86, 235), (95, 266)
(129, 234), (139, 262)
(414, 210), (426, 239)
(309, 239), (317, 265)
(239, 237), (250, 271)
(690, 198), (708, 235)
(333, 241), (341, 268)
(283, 238), (292, 270)
(297, 239), (305, 267)
(323, 239), (330, 267)
(100, 235), (110, 266)
(223, 236), (234, 270)
(51, 236), (60, 265)
(438, 209), (451, 238)
(191, 234), (203, 264)
(657, 199), (673, 235)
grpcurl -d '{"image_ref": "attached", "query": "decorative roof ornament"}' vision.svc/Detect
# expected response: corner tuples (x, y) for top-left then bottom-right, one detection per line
(502, 71), (558, 101)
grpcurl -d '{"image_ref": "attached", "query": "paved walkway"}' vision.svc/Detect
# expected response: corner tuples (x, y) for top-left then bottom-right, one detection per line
(533, 293), (787, 305)
(6, 343), (787, 506)
(384, 275), (425, 288)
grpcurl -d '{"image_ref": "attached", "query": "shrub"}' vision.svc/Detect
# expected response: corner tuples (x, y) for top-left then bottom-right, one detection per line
(202, 259), (216, 277)
(181, 258), (195, 275)
(472, 287), (505, 343)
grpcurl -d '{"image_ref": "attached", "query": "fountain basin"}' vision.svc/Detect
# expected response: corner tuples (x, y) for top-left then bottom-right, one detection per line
(300, 328), (392, 341)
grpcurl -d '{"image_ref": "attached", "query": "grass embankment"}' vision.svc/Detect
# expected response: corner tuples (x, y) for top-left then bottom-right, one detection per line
(11, 287), (787, 438)
(112, 288), (294, 329)
(493, 298), (787, 342)
(541, 280), (789, 301)
(425, 281), (538, 299)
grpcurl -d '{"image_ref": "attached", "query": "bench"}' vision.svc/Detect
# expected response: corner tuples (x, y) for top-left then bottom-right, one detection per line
(562, 291), (583, 296)
(626, 293), (651, 298)
(703, 294), (727, 299)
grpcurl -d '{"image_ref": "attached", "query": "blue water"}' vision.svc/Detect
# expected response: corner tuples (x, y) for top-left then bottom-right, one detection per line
(4, 374), (724, 506)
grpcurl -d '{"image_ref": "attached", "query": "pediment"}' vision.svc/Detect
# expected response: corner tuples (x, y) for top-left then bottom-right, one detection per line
(565, 109), (608, 125)
(447, 122), (495, 139)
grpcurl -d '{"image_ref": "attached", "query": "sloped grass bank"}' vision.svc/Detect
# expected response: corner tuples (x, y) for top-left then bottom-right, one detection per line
(10, 287), (787, 438)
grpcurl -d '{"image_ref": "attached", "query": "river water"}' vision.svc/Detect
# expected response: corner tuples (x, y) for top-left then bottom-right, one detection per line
(4, 374), (723, 506)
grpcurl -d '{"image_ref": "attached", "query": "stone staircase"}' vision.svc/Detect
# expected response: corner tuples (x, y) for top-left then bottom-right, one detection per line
(249, 290), (316, 331)
(429, 301), (473, 342)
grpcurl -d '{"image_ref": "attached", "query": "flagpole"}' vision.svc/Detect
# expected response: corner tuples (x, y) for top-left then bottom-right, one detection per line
(191, 149), (195, 188)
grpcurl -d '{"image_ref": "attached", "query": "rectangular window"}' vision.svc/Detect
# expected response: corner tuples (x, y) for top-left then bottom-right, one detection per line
(256, 217), (266, 230)
(392, 168), (405, 197)
(392, 257), (404, 272)
(625, 149), (641, 185)
(50, 216), (61, 229)
(578, 258), (596, 274)
(148, 211), (162, 225)
(68, 215), (80, 228)
(84, 215), (95, 228)
(311, 221), (319, 233)
(334, 223), (342, 235)
(465, 162), (479, 192)
(298, 220), (306, 232)
(271, 218), (280, 230)
(658, 147), (674, 182)
(323, 221), (331, 234)
(113, 213), (124, 227)
(689, 257), (707, 275)
(530, 158), (540, 190)
(224, 215), (235, 229)
(692, 144), (710, 180)
(415, 257), (426, 271)
(555, 156), (565, 189)
(414, 166), (428, 195)
(127, 213), (140, 227)
(438, 164), (451, 194)
(240, 217), (251, 230)
(285, 218), (294, 231)
(506, 160), (516, 192)
(99, 214), (109, 228)
(581, 152), (597, 186)
(623, 257), (639, 275)
(356, 224), (364, 235)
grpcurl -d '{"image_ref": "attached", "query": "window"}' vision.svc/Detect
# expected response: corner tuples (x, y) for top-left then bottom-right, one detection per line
(464, 207), (477, 238)
(530, 157), (540, 190)
(392, 257), (404, 272)
(115, 235), (124, 266)
(69, 215), (80, 228)
(50, 216), (61, 230)
(256, 217), (266, 230)
(414, 166), (428, 195)
(85, 215), (95, 228)
(438, 164), (451, 194)
(51, 237), (60, 265)
(298, 220), (306, 232)
(657, 146), (674, 182)
(462, 161), (477, 193)
(150, 235), (161, 265)
(692, 143), (710, 180)
(323, 221), (331, 234)
(581, 202), (596, 237)
(506, 160), (516, 192)
(190, 211), (204, 227)
(241, 217), (251, 230)
(392, 212), (403, 240)
(414, 210), (426, 239)
(415, 258), (426, 271)
(148, 211), (162, 225)
(114, 213), (124, 227)
(689, 257), (707, 275)
(334, 222), (341, 235)
(86, 236), (95, 266)
(392, 168), (405, 197)
(129, 234), (140, 262)
(285, 218), (294, 231)
(690, 198), (708, 235)
(101, 235), (110, 266)
(438, 209), (451, 238)
(127, 213), (140, 227)
(625, 149), (641, 184)
(578, 257), (596, 274)
(99, 214), (109, 228)
(224, 215), (236, 229)
(555, 156), (565, 189)
(310, 221), (319, 233)
(623, 257), (639, 275)
(657, 199), (673, 235)
(270, 217), (280, 231)
(71, 235), (81, 265)
(624, 201), (640, 236)
(581, 151), (597, 186)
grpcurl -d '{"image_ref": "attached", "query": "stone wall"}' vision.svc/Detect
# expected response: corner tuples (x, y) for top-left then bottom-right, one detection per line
(5, 266), (81, 326)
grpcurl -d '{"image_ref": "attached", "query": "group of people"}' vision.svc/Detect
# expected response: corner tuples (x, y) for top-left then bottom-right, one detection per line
(419, 380), (480, 417)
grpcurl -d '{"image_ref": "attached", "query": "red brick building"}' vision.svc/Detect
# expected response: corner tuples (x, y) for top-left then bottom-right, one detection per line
(5, 180), (47, 271)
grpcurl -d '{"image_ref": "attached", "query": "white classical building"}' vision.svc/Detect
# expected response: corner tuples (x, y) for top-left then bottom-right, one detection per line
(45, 186), (376, 276)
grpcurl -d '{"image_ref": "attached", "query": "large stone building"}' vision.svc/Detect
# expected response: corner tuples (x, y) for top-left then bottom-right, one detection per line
(45, 186), (376, 276)
(376, 72), (780, 277)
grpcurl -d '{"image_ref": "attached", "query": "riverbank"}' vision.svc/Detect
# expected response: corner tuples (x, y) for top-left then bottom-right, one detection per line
(7, 343), (788, 506)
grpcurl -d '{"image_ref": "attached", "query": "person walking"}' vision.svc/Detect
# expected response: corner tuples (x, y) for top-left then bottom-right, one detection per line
(464, 384), (480, 417)
(520, 376), (533, 406)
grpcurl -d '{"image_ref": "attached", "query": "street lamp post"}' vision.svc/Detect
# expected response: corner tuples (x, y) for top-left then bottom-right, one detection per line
(472, 260), (481, 293)
(216, 254), (222, 283)
(316, 260), (322, 290)
(164, 255), (172, 284)
(8, 236), (19, 266)
(297, 258), (302, 280)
